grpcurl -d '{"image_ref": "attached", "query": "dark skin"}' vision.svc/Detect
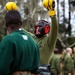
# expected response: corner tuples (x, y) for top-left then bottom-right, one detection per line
(6, 24), (22, 34)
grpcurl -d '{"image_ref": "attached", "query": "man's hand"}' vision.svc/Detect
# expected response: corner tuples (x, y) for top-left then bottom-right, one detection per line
(42, 0), (56, 17)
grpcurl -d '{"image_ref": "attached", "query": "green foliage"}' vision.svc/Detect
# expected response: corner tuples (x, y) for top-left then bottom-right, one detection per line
(71, 1), (75, 6)
(66, 37), (75, 46)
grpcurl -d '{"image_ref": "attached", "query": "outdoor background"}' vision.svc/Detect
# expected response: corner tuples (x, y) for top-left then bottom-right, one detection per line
(0, 0), (75, 53)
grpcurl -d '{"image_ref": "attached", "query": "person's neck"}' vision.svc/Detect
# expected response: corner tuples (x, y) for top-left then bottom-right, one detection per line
(67, 53), (71, 56)
(10, 27), (22, 33)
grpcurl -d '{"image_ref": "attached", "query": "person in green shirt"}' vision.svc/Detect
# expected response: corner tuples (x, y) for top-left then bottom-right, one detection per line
(62, 47), (74, 75)
(0, 10), (40, 75)
(49, 48), (61, 75)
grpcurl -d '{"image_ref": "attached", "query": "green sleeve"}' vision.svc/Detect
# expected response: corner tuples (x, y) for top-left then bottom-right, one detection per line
(0, 36), (14, 74)
(61, 51), (66, 61)
(40, 16), (58, 64)
(55, 57), (61, 73)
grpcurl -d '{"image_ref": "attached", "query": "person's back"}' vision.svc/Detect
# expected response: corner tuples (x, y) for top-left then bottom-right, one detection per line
(49, 49), (61, 75)
(62, 48), (74, 75)
(63, 54), (74, 74)
(0, 10), (40, 75)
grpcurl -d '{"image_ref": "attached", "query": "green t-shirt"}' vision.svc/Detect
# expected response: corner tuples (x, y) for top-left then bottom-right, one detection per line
(0, 29), (40, 75)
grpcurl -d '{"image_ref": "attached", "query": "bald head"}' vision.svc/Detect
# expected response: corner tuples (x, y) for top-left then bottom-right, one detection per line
(66, 47), (72, 54)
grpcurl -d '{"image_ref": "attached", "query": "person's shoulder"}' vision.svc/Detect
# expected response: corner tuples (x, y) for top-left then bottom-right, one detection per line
(3, 33), (15, 40)
(51, 54), (56, 59)
(1, 34), (13, 43)
(65, 54), (71, 59)
(54, 55), (59, 60)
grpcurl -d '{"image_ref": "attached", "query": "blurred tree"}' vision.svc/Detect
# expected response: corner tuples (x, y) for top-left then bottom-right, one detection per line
(71, 0), (75, 6)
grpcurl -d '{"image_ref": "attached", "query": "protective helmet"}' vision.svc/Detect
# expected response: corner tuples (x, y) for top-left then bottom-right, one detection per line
(35, 20), (50, 38)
